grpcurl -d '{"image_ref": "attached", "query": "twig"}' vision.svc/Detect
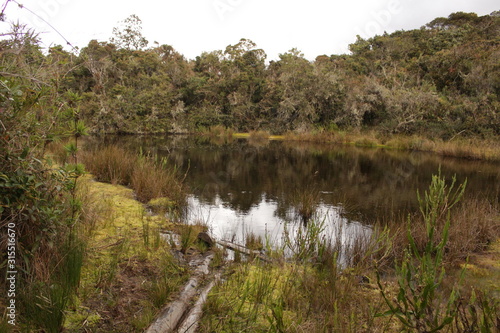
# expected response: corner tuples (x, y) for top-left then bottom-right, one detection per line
(0, 71), (49, 85)
(449, 130), (466, 142)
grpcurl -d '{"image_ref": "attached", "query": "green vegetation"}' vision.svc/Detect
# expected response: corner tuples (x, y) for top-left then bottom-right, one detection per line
(0, 24), (90, 331)
(0, 24), (189, 331)
(377, 172), (466, 332)
(64, 176), (188, 332)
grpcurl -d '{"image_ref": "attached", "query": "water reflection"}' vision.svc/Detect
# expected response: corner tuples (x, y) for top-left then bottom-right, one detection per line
(187, 194), (371, 265)
(85, 135), (500, 246)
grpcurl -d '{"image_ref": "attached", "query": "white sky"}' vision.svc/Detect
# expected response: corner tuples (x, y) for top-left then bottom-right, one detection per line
(1, 0), (498, 60)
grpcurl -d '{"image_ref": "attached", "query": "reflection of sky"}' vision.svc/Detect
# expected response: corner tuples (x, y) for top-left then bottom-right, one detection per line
(187, 193), (372, 253)
(187, 194), (285, 244)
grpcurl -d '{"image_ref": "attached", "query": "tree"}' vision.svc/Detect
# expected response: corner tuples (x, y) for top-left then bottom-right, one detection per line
(110, 14), (149, 50)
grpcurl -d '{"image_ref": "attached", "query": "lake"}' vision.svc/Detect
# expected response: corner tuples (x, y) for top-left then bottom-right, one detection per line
(87, 135), (500, 248)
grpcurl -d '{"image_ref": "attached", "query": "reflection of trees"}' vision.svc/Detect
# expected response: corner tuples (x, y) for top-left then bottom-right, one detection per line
(85, 136), (500, 224)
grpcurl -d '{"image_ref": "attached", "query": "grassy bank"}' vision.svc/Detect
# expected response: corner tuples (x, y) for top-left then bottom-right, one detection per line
(63, 176), (188, 332)
(201, 126), (500, 162)
(283, 131), (500, 162)
(35, 143), (201, 332)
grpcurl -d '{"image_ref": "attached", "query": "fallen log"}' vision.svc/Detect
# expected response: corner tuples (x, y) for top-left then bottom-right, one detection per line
(176, 273), (220, 333)
(145, 253), (214, 333)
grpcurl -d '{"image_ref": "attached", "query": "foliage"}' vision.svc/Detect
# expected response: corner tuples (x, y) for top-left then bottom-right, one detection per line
(2, 11), (496, 139)
(1, 9), (499, 331)
(110, 14), (149, 50)
(0, 23), (89, 331)
(376, 172), (466, 332)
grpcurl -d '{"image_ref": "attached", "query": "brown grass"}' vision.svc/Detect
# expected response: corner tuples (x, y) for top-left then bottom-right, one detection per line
(204, 125), (234, 138)
(81, 145), (135, 185)
(248, 130), (270, 140)
(244, 232), (264, 251)
(283, 131), (500, 161)
(381, 195), (500, 266)
(81, 145), (187, 208)
(131, 156), (186, 205)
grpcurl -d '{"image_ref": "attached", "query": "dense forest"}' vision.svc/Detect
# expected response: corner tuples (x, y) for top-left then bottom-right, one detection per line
(2, 10), (499, 137)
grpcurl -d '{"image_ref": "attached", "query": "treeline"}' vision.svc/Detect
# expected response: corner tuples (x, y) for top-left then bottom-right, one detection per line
(3, 10), (500, 138)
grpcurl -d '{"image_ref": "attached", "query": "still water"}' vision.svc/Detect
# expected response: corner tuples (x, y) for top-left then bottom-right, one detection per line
(89, 135), (500, 246)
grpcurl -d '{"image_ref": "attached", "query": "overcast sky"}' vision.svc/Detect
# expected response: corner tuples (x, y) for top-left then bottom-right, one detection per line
(1, 0), (498, 60)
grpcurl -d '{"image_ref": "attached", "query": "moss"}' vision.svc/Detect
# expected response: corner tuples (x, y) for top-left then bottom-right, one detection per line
(148, 196), (175, 213)
(462, 239), (500, 297)
(64, 307), (101, 331)
(67, 177), (185, 332)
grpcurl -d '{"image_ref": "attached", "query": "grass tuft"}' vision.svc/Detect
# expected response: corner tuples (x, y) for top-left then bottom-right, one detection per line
(81, 145), (187, 210)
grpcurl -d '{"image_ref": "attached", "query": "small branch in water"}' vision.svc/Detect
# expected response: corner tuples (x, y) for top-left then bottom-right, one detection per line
(217, 239), (271, 262)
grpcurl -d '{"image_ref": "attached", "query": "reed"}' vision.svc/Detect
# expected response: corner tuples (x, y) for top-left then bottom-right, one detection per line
(81, 145), (135, 185)
(81, 145), (187, 210)
(384, 194), (500, 266)
(131, 154), (186, 206)
(289, 180), (322, 225)
(248, 130), (270, 140)
(171, 220), (209, 254)
(204, 125), (234, 138)
(245, 232), (264, 251)
(199, 213), (389, 332)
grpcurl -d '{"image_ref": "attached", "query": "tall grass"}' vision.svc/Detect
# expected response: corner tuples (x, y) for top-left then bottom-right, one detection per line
(131, 154), (186, 206)
(377, 172), (466, 332)
(81, 145), (187, 209)
(283, 131), (500, 161)
(245, 232), (264, 251)
(200, 229), (386, 332)
(19, 230), (85, 333)
(13, 169), (94, 332)
(291, 185), (322, 225)
(171, 219), (209, 254)
(80, 145), (135, 185)
(383, 194), (500, 266)
(202, 125), (235, 139)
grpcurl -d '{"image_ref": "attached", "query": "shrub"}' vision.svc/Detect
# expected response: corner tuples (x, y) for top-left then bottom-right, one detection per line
(377, 172), (466, 332)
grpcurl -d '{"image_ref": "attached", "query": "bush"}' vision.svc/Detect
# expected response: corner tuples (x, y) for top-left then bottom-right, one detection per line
(376, 172), (465, 331)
